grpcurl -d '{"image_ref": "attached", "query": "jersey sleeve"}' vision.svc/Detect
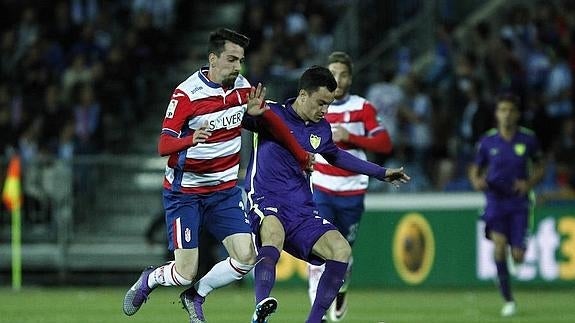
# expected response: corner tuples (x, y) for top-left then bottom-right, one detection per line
(362, 101), (385, 134)
(528, 134), (544, 163)
(473, 138), (488, 168)
(161, 89), (195, 137)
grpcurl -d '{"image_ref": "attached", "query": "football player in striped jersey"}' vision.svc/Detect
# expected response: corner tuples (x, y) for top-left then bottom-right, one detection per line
(308, 52), (393, 322)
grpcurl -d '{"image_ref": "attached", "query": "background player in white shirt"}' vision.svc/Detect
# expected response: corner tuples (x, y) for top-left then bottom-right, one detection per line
(309, 52), (393, 322)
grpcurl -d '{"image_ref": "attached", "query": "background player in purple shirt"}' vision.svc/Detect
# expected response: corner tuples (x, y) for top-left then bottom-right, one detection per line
(469, 94), (545, 317)
(243, 66), (409, 323)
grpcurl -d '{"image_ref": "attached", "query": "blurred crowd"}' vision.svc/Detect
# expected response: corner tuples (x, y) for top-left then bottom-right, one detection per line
(0, 0), (180, 162)
(364, 1), (575, 199)
(1, 0), (574, 201)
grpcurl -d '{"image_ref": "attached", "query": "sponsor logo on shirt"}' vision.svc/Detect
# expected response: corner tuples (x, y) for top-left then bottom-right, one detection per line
(208, 110), (243, 130)
(165, 99), (178, 119)
(190, 86), (203, 94)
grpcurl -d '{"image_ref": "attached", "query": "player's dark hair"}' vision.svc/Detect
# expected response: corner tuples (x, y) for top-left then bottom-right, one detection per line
(328, 51), (353, 74)
(208, 28), (250, 56)
(496, 92), (519, 108)
(299, 65), (337, 93)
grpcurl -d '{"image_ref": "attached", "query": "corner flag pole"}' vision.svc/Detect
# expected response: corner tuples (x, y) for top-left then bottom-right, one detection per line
(2, 155), (23, 290)
(11, 204), (22, 290)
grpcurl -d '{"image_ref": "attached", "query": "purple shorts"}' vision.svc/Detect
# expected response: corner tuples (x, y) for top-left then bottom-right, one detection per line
(482, 201), (529, 249)
(248, 197), (337, 265)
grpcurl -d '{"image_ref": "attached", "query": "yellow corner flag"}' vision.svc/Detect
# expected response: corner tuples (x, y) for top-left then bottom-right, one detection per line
(2, 155), (23, 290)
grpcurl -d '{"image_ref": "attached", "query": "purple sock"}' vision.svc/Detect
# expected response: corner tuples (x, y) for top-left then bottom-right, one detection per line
(307, 260), (348, 323)
(495, 261), (513, 301)
(254, 246), (280, 304)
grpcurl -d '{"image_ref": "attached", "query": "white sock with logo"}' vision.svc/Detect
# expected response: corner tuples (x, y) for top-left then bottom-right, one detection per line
(195, 257), (253, 297)
(147, 261), (192, 288)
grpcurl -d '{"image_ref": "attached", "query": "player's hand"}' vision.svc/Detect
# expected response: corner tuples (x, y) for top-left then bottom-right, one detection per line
(246, 83), (268, 116)
(513, 179), (529, 195)
(303, 152), (315, 172)
(470, 177), (487, 191)
(381, 167), (410, 187)
(332, 126), (350, 142)
(192, 122), (212, 145)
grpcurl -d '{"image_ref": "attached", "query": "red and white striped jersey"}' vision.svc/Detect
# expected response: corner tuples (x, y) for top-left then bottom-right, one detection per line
(312, 95), (385, 196)
(161, 67), (251, 194)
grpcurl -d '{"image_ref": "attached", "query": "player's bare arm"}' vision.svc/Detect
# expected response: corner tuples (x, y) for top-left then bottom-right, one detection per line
(468, 164), (487, 191)
(513, 160), (546, 195)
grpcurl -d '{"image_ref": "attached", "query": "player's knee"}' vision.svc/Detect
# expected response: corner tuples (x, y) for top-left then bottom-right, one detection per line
(512, 248), (525, 263)
(493, 243), (507, 261)
(260, 217), (285, 249)
(330, 237), (352, 262)
(233, 246), (257, 265)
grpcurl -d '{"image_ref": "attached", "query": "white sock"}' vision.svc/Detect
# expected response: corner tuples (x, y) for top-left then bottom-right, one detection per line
(147, 261), (192, 288)
(340, 256), (353, 292)
(308, 263), (325, 305)
(195, 257), (253, 297)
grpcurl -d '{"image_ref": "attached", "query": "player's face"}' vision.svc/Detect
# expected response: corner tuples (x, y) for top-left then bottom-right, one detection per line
(495, 101), (519, 129)
(209, 41), (245, 88)
(328, 62), (351, 100)
(301, 86), (335, 123)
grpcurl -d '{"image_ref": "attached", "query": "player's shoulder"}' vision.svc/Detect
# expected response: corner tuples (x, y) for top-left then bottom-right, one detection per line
(518, 126), (536, 137)
(478, 128), (498, 144)
(234, 74), (251, 89)
(316, 118), (332, 132)
(174, 70), (209, 100)
(266, 99), (282, 109)
(265, 100), (284, 115)
(483, 128), (499, 138)
(329, 94), (367, 113)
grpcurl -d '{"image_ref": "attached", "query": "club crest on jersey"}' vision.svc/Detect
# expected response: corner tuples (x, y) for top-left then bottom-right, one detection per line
(310, 134), (321, 149)
(514, 143), (526, 156)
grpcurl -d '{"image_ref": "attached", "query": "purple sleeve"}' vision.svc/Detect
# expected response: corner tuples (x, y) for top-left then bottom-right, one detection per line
(321, 148), (387, 180)
(474, 140), (487, 167)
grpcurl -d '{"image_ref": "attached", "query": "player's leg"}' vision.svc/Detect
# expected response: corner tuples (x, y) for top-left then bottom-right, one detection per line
(499, 207), (529, 317)
(509, 206), (529, 264)
(309, 190), (336, 312)
(190, 233), (256, 297)
(327, 194), (364, 322)
(307, 230), (351, 323)
(250, 214), (284, 323)
(181, 187), (255, 322)
(123, 189), (200, 316)
(490, 230), (515, 316)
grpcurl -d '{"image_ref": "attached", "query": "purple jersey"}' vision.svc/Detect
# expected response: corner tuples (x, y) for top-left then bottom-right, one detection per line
(243, 99), (338, 206)
(243, 98), (387, 263)
(473, 127), (543, 203)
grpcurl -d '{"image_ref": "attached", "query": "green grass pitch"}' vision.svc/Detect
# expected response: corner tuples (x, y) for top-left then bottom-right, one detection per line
(1, 286), (573, 322)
